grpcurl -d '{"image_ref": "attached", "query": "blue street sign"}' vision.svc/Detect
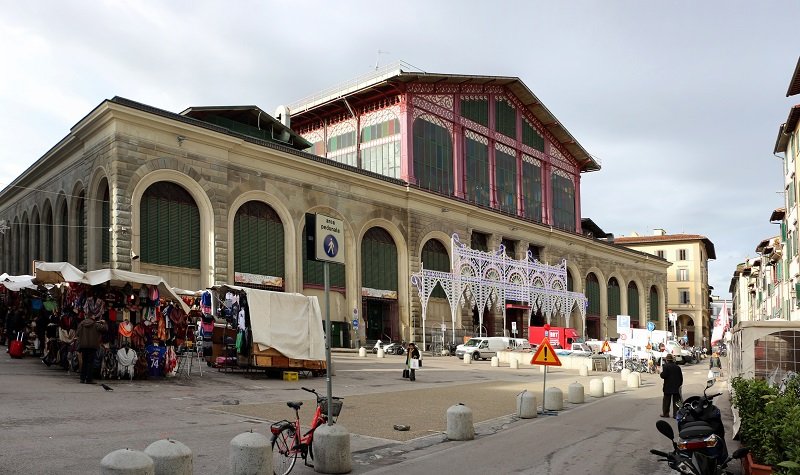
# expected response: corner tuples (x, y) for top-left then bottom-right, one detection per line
(324, 235), (339, 258)
(647, 321), (656, 332)
(352, 319), (359, 330)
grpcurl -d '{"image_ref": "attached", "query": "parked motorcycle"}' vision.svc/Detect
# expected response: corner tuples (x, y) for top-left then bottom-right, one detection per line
(674, 379), (728, 464)
(651, 419), (747, 474)
(372, 340), (405, 355)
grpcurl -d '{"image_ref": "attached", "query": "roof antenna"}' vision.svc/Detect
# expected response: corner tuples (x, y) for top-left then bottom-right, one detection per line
(375, 49), (390, 70)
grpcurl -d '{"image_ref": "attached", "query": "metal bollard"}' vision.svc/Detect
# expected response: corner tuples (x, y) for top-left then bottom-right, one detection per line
(230, 431), (271, 475)
(446, 403), (475, 440)
(144, 439), (192, 475)
(100, 449), (154, 475)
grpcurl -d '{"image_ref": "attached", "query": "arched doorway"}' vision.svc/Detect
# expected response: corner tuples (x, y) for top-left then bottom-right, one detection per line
(586, 273), (600, 339)
(361, 227), (399, 342)
(233, 201), (284, 290)
(678, 315), (694, 346)
(627, 281), (640, 328)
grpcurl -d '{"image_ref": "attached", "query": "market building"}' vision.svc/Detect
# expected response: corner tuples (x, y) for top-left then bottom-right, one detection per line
(0, 63), (669, 347)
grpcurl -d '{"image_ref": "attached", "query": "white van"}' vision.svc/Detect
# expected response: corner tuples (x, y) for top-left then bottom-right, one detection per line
(455, 337), (508, 360)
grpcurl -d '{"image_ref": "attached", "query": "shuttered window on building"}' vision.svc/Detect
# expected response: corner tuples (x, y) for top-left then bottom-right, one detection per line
(567, 269), (574, 292)
(234, 201), (284, 280)
(44, 207), (53, 262)
(140, 182), (200, 268)
(627, 282), (640, 319)
(586, 273), (600, 315)
(422, 239), (449, 298)
(495, 99), (516, 139)
(302, 225), (345, 288)
(552, 173), (575, 232)
(608, 278), (621, 316)
(460, 98), (489, 126)
(522, 119), (545, 151)
(522, 160), (542, 222)
(649, 286), (658, 322)
(361, 227), (398, 291)
(413, 118), (453, 195)
(465, 136), (490, 206)
(102, 187), (110, 263)
(495, 148), (517, 214)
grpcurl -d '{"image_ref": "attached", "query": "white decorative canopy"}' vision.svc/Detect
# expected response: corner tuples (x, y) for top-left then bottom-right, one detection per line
(411, 234), (587, 350)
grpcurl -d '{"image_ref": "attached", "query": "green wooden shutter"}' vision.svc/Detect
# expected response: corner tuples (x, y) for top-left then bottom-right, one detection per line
(627, 284), (639, 319)
(587, 274), (600, 315)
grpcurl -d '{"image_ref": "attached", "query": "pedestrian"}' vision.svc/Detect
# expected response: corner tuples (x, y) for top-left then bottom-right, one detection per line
(709, 351), (722, 377)
(660, 353), (683, 418)
(405, 342), (420, 382)
(76, 315), (107, 384)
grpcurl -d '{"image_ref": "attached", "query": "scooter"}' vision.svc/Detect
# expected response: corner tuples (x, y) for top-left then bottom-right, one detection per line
(674, 378), (728, 465)
(383, 342), (405, 355)
(651, 419), (747, 474)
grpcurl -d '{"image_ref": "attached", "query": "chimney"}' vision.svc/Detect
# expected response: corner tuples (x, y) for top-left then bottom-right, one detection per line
(653, 228), (666, 236)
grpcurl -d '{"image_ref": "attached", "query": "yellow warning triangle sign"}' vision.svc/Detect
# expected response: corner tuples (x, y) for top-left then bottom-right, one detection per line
(601, 340), (611, 353)
(530, 338), (562, 366)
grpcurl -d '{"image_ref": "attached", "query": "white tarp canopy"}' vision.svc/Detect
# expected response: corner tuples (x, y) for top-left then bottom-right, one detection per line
(83, 269), (190, 313)
(34, 261), (85, 284)
(215, 284), (325, 361)
(0, 275), (37, 291)
(729, 320), (800, 380)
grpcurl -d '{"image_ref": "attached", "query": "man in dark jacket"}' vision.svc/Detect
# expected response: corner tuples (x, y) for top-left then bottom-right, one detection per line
(76, 316), (107, 384)
(660, 353), (683, 418)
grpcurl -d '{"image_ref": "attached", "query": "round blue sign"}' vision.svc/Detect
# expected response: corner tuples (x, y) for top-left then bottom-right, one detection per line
(323, 235), (339, 258)
(647, 321), (656, 332)
(352, 319), (359, 329)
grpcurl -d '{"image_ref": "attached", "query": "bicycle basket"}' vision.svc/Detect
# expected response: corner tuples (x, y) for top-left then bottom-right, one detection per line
(319, 399), (343, 418)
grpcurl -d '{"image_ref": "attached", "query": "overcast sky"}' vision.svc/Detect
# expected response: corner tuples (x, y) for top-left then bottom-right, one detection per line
(1, 1), (797, 298)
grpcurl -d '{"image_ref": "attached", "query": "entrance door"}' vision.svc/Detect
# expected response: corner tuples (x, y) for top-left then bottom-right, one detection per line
(505, 308), (525, 339)
(365, 299), (395, 341)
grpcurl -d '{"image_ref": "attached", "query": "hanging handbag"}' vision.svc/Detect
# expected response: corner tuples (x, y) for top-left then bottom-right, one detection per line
(402, 369), (410, 378)
(410, 359), (420, 370)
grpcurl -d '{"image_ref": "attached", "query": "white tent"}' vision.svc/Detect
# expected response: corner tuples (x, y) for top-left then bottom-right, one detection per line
(82, 269), (190, 313)
(729, 320), (800, 380)
(0, 275), (37, 291)
(214, 284), (325, 361)
(33, 261), (85, 284)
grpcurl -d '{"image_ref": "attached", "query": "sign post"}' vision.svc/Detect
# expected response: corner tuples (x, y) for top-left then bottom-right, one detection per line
(306, 213), (345, 425)
(617, 315), (630, 367)
(530, 324), (562, 415)
(668, 311), (678, 340)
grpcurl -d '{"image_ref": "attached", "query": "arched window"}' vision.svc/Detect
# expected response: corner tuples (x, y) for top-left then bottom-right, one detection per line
(628, 281), (640, 320)
(101, 185), (110, 263)
(76, 192), (86, 268)
(649, 286), (659, 323)
(361, 228), (397, 291)
(12, 218), (20, 274)
(495, 147), (517, 214)
(303, 223), (345, 288)
(140, 182), (200, 268)
(422, 239), (449, 298)
(586, 273), (600, 315)
(567, 269), (574, 292)
(608, 277), (620, 316)
(234, 201), (284, 285)
(552, 172), (575, 232)
(42, 202), (53, 262)
(21, 215), (30, 273)
(59, 200), (68, 261)
(413, 118), (453, 195)
(30, 209), (40, 262)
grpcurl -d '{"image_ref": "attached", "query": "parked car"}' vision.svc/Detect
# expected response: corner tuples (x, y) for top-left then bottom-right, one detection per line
(455, 337), (506, 360)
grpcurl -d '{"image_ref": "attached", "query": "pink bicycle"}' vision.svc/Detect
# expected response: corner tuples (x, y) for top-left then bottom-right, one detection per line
(270, 386), (343, 474)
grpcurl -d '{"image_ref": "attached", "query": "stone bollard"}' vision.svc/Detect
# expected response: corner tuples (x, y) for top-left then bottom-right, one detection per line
(589, 378), (604, 398)
(516, 390), (537, 419)
(463, 353), (472, 364)
(539, 365), (546, 374)
(144, 440), (192, 475)
(602, 376), (616, 395)
(510, 357), (519, 369)
(490, 356), (499, 367)
(313, 424), (352, 474)
(377, 348), (385, 358)
(100, 449), (154, 475)
(544, 387), (564, 411)
(446, 403), (474, 440)
(620, 368), (631, 381)
(230, 431), (271, 475)
(358, 347), (366, 358)
(627, 372), (641, 388)
(568, 382), (585, 404)
(579, 366), (588, 377)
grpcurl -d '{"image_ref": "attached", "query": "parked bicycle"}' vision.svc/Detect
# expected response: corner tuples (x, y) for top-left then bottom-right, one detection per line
(270, 386), (343, 475)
